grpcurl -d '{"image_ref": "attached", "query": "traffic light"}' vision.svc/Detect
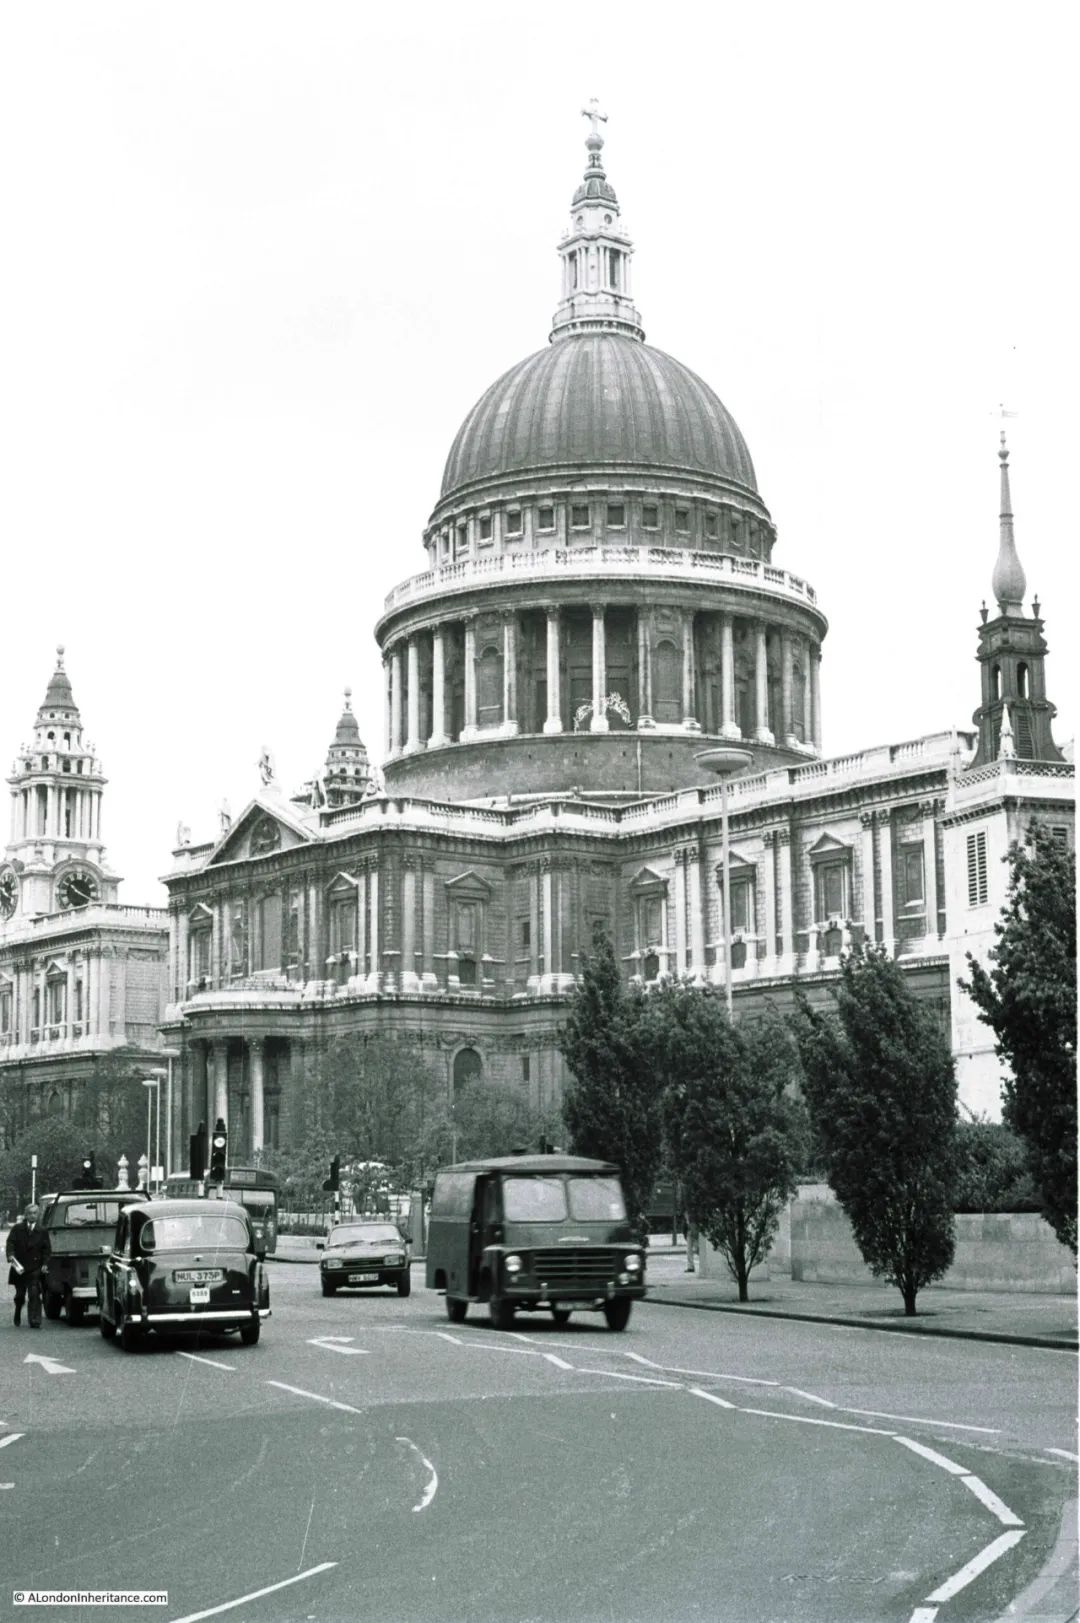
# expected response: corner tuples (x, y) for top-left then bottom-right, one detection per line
(322, 1155), (341, 1193)
(190, 1122), (206, 1181)
(74, 1153), (99, 1190)
(209, 1118), (228, 1181)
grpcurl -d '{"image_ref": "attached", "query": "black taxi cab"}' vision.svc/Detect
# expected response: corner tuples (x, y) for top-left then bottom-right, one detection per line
(97, 1198), (270, 1351)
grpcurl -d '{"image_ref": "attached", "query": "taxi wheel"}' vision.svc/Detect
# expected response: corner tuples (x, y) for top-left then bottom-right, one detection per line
(99, 1311), (116, 1340)
(119, 1322), (143, 1353)
(490, 1298), (516, 1331)
(396, 1272), (411, 1298)
(445, 1296), (468, 1323)
(551, 1308), (572, 1326)
(240, 1321), (260, 1346)
(603, 1299), (632, 1332)
(44, 1290), (63, 1321)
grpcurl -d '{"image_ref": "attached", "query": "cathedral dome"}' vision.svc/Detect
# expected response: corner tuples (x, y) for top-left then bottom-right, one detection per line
(439, 333), (758, 504)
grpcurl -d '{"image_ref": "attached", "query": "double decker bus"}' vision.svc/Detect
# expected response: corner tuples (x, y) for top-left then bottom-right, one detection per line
(164, 1166), (279, 1255)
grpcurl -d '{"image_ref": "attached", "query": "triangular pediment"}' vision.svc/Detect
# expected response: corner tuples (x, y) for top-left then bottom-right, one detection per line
(444, 869), (493, 899)
(713, 850), (754, 878)
(327, 871), (360, 895)
(629, 865), (667, 891)
(188, 902), (213, 924)
(206, 796), (315, 868)
(808, 833), (851, 859)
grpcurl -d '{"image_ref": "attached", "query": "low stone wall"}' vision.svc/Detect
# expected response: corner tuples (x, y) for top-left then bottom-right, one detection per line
(789, 1197), (1076, 1294)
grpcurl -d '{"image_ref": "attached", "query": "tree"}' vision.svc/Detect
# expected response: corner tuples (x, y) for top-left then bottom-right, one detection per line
(559, 922), (662, 1235)
(0, 1115), (88, 1215)
(791, 945), (958, 1315)
(648, 983), (807, 1300)
(960, 828), (1077, 1253)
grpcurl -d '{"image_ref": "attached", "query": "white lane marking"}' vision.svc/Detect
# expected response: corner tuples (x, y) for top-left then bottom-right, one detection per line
(623, 1351), (665, 1368)
(1047, 1446), (1079, 1461)
(576, 1368), (684, 1389)
(959, 1474), (1024, 1527)
(785, 1386), (836, 1407)
(925, 1529), (1026, 1604)
(689, 1386), (736, 1410)
(395, 1436), (439, 1512)
(266, 1381), (365, 1417)
(176, 1351), (235, 1373)
(895, 1438), (968, 1476)
(307, 1337), (369, 1356)
(742, 1407), (896, 1437)
(0, 1433), (25, 1449)
(543, 1354), (574, 1370)
(168, 1561), (338, 1623)
(435, 1332), (463, 1345)
(849, 1407), (999, 1433)
(0, 1484), (13, 1490)
(909, 1608), (939, 1622)
(23, 1352), (75, 1375)
(645, 1363), (780, 1387)
(448, 1338), (543, 1357)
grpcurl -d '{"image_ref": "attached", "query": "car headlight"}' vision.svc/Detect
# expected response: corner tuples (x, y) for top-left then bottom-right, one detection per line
(504, 1254), (523, 1275)
(625, 1254), (642, 1272)
(384, 1254), (404, 1266)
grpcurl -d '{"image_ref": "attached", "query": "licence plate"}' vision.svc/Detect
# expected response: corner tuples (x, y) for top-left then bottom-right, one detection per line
(175, 1270), (221, 1284)
(348, 1272), (379, 1284)
(189, 1287), (211, 1304)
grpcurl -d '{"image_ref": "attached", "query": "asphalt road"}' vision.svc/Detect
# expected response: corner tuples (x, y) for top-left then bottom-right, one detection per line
(0, 1261), (1075, 1623)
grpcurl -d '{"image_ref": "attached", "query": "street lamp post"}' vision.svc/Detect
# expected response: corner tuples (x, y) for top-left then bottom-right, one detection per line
(695, 747), (753, 1017)
(142, 1077), (161, 1194)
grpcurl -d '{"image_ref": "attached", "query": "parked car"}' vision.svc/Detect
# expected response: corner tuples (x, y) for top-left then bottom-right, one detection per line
(38, 1189), (149, 1325)
(97, 1198), (270, 1351)
(319, 1220), (411, 1297)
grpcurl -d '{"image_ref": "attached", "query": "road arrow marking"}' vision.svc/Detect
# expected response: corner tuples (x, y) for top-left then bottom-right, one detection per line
(306, 1337), (368, 1356)
(23, 1353), (75, 1375)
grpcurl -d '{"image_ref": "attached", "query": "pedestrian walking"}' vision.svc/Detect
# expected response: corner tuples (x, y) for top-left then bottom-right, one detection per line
(6, 1204), (50, 1328)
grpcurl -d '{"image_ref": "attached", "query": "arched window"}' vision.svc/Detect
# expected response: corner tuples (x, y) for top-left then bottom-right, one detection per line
(653, 639), (681, 722)
(476, 643), (504, 728)
(453, 1048), (482, 1095)
(1017, 662), (1029, 698)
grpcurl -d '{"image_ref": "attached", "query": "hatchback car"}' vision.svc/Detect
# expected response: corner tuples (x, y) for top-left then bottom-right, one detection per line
(319, 1221), (411, 1296)
(98, 1198), (270, 1351)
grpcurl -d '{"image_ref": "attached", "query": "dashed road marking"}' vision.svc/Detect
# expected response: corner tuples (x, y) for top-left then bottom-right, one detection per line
(849, 1407), (998, 1433)
(925, 1529), (1026, 1604)
(543, 1354), (574, 1370)
(266, 1380), (365, 1417)
(576, 1368), (684, 1389)
(958, 1474), (1024, 1527)
(1047, 1446), (1079, 1461)
(176, 1351), (236, 1372)
(689, 1386), (736, 1410)
(895, 1438), (967, 1476)
(306, 1337), (369, 1356)
(168, 1561), (338, 1623)
(0, 1433), (25, 1450)
(743, 1407), (897, 1437)
(785, 1386), (836, 1407)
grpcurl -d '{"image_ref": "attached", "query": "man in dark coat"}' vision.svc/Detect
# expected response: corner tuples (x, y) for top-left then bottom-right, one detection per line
(6, 1205), (50, 1327)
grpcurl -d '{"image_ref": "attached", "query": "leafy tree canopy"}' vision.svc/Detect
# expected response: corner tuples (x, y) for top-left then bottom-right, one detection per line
(961, 827), (1077, 1252)
(791, 945), (958, 1314)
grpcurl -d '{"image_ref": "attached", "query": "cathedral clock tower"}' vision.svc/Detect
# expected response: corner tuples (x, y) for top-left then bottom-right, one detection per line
(0, 648), (119, 924)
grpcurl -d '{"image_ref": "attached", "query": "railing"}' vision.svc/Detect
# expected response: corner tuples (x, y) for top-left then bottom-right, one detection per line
(380, 546), (821, 617)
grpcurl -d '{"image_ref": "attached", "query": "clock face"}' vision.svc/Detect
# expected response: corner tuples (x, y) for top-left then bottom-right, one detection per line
(58, 870), (98, 910)
(0, 868), (16, 920)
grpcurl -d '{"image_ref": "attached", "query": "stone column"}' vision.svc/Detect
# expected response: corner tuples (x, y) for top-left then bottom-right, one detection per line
(429, 625), (448, 747)
(389, 644), (403, 755)
(367, 864), (380, 989)
(681, 612), (699, 729)
(176, 909), (189, 999)
(405, 637), (421, 753)
(801, 639), (813, 746)
(860, 812), (876, 940)
(65, 958), (76, 1036)
(590, 604), (608, 731)
(191, 1042), (209, 1138)
(687, 848), (704, 979)
(777, 829), (795, 968)
(920, 800), (940, 939)
(544, 606), (562, 733)
(212, 1042), (229, 1129)
(542, 864), (554, 988)
(761, 831), (777, 966)
(502, 614), (519, 735)
(879, 809), (895, 953)
(462, 617), (478, 739)
(720, 612), (739, 739)
(250, 1038), (265, 1155)
(673, 854), (687, 976)
(421, 865), (437, 988)
(356, 868), (368, 979)
(810, 645), (823, 751)
(528, 866), (541, 990)
(82, 953), (94, 1037)
(781, 632), (795, 746)
(383, 655), (392, 757)
(401, 859), (418, 991)
(753, 622), (772, 744)
(636, 607), (653, 725)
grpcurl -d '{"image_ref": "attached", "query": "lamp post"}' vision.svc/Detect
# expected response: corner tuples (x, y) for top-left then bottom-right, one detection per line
(696, 747), (753, 1016)
(142, 1077), (161, 1194)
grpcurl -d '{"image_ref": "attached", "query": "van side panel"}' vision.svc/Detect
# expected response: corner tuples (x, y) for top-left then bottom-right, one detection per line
(425, 1172), (477, 1294)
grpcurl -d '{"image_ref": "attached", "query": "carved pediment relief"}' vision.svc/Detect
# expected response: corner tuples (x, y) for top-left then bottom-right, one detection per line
(206, 799), (312, 867)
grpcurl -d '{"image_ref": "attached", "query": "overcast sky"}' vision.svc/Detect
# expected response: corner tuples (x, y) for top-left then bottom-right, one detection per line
(1, 2), (1076, 907)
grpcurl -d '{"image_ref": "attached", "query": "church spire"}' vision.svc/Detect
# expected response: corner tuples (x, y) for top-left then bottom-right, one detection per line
(991, 434), (1027, 614)
(550, 102), (645, 344)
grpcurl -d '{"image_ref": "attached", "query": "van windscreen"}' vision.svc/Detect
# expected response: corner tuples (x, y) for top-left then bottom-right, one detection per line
(568, 1177), (626, 1221)
(502, 1176), (567, 1221)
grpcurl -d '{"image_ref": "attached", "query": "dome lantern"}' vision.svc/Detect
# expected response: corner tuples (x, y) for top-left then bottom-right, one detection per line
(550, 102), (645, 345)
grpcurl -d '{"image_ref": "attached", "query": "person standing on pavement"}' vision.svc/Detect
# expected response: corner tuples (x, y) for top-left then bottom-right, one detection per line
(6, 1205), (50, 1327)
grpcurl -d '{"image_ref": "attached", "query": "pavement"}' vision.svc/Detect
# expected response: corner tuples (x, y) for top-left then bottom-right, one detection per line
(273, 1235), (1079, 1352)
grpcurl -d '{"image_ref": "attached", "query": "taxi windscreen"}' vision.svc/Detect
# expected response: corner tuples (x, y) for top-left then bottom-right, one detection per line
(142, 1214), (249, 1251)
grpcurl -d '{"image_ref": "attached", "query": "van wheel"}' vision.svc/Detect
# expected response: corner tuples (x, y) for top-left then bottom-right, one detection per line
(66, 1295), (85, 1327)
(240, 1321), (260, 1346)
(99, 1311), (116, 1340)
(446, 1296), (468, 1323)
(44, 1290), (63, 1321)
(551, 1307), (571, 1326)
(119, 1322), (143, 1353)
(603, 1299), (632, 1332)
(490, 1298), (516, 1331)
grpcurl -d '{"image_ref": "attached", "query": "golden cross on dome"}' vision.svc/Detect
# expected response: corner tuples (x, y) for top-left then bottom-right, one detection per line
(582, 98), (607, 138)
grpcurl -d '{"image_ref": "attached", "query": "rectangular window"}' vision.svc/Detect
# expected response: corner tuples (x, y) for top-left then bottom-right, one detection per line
(606, 502), (625, 528)
(537, 506), (555, 530)
(675, 508), (690, 533)
(571, 504), (590, 529)
(899, 846), (924, 907)
(705, 511), (719, 538)
(505, 509), (522, 535)
(47, 979), (65, 1026)
(1051, 825), (1069, 849)
(478, 515), (493, 541)
(521, 1055), (531, 1083)
(520, 919), (531, 947)
(814, 860), (848, 921)
(967, 831), (988, 906)
(456, 524), (468, 555)
(729, 877), (754, 935)
(0, 988), (12, 1034)
(642, 505), (659, 529)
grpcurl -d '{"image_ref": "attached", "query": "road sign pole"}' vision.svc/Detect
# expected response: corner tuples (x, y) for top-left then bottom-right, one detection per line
(30, 1152), (38, 1206)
